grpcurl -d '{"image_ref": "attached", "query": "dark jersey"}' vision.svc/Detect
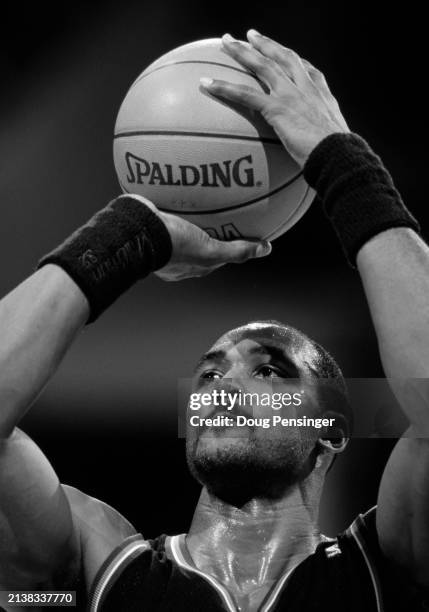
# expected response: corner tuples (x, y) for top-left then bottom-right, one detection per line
(86, 507), (428, 612)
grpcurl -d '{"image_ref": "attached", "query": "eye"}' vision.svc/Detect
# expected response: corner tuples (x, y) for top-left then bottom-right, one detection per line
(200, 370), (223, 380)
(254, 364), (282, 379)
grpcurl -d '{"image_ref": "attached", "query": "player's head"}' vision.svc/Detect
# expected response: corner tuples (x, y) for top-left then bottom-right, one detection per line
(186, 320), (351, 504)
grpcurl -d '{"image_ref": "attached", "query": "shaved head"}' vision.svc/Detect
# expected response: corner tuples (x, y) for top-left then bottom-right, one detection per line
(186, 320), (351, 504)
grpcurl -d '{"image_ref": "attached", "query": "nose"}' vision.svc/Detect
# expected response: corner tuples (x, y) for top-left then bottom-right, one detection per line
(211, 377), (244, 395)
(222, 360), (249, 380)
(207, 378), (246, 417)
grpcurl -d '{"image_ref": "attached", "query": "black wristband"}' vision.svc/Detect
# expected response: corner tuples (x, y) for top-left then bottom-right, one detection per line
(303, 133), (420, 266)
(37, 196), (172, 323)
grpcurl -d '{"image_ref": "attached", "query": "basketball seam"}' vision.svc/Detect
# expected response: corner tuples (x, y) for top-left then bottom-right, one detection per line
(130, 60), (263, 89)
(119, 171), (303, 214)
(263, 184), (312, 240)
(114, 130), (282, 145)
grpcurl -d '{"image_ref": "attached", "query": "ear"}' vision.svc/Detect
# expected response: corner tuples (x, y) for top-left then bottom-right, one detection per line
(317, 411), (349, 454)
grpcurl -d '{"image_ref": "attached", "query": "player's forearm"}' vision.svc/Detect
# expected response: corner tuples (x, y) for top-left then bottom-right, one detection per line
(0, 196), (172, 440)
(0, 265), (89, 438)
(303, 134), (423, 373)
(0, 196), (168, 439)
(303, 133), (427, 427)
(357, 227), (429, 430)
(357, 228), (429, 379)
(0, 195), (262, 439)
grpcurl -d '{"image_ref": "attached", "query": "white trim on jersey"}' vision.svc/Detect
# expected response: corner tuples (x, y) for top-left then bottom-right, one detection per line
(260, 564), (299, 612)
(88, 507), (383, 612)
(89, 536), (149, 612)
(169, 535), (237, 612)
(169, 534), (302, 612)
(348, 506), (383, 612)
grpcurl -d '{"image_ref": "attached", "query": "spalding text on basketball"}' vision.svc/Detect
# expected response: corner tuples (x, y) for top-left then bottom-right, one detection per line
(125, 152), (256, 188)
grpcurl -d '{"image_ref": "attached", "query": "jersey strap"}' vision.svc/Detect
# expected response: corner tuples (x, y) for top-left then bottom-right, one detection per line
(88, 533), (149, 612)
(345, 505), (383, 612)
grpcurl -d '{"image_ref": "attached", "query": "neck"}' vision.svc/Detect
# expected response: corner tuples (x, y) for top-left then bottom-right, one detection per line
(186, 471), (325, 600)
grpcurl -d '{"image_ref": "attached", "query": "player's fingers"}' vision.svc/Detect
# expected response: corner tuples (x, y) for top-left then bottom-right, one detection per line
(200, 78), (266, 112)
(301, 59), (349, 131)
(206, 238), (272, 264)
(221, 34), (286, 91)
(246, 30), (309, 89)
(301, 58), (333, 97)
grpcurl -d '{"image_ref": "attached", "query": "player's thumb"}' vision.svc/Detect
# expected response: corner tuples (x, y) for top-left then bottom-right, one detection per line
(212, 239), (272, 263)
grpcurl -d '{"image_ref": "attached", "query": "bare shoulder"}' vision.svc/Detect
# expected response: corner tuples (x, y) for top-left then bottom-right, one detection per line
(63, 485), (139, 592)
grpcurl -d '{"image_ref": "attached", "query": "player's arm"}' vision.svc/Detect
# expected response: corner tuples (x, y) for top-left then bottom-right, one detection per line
(0, 194), (269, 589)
(0, 266), (88, 588)
(202, 31), (429, 585)
(357, 229), (429, 587)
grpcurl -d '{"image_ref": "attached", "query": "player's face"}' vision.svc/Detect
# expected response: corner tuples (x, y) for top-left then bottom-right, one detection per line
(186, 323), (326, 502)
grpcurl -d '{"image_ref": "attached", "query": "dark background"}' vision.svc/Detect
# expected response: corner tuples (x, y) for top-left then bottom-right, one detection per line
(0, 1), (426, 536)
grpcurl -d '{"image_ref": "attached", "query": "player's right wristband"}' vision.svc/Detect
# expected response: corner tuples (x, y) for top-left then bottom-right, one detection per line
(37, 195), (172, 324)
(303, 133), (420, 266)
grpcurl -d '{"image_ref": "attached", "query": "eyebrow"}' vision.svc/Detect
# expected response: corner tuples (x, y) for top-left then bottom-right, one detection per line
(194, 343), (301, 378)
(248, 345), (301, 377)
(194, 350), (227, 373)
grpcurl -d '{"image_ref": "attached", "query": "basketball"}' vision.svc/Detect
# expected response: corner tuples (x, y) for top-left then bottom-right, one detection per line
(113, 38), (314, 241)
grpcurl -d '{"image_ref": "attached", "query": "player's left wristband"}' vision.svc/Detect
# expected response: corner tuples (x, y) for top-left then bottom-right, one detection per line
(303, 132), (420, 266)
(37, 195), (172, 323)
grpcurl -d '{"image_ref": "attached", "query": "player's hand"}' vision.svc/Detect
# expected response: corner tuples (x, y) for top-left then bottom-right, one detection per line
(200, 31), (349, 167)
(131, 195), (272, 281)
